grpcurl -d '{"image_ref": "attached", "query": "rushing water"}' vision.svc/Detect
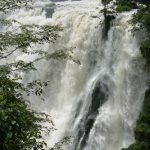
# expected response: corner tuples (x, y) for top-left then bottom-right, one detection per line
(5, 0), (147, 150)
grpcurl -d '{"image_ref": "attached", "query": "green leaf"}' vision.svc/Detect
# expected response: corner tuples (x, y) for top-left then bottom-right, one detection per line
(0, 95), (3, 100)
(6, 132), (13, 139)
(11, 120), (16, 125)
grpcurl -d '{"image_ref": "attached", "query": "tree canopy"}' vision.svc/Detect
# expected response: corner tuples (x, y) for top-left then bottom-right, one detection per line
(0, 0), (72, 149)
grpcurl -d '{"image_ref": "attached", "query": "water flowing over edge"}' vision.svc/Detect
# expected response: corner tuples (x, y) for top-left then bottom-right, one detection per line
(3, 0), (147, 150)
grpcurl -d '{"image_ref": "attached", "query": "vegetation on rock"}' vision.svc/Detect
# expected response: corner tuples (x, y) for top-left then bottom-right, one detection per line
(101, 0), (150, 149)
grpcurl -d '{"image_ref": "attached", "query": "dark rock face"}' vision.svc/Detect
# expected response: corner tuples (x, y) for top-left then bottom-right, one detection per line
(73, 81), (109, 150)
(45, 7), (55, 18)
(103, 13), (115, 39)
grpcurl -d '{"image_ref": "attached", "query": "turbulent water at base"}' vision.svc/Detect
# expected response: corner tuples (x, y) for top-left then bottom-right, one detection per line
(5, 0), (147, 150)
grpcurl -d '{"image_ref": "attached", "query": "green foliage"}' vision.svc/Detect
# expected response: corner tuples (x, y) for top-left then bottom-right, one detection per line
(134, 90), (150, 143)
(131, 7), (150, 32)
(116, 0), (137, 12)
(0, 21), (62, 57)
(122, 90), (150, 150)
(131, 2), (150, 67)
(134, 0), (149, 7)
(129, 0), (150, 69)
(0, 70), (53, 150)
(0, 0), (74, 149)
(122, 142), (149, 150)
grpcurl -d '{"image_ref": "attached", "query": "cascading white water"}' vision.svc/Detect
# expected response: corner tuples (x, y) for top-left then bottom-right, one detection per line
(5, 0), (147, 150)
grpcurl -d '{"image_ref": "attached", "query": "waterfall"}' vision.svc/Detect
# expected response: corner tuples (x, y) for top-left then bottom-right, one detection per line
(6, 0), (147, 150)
